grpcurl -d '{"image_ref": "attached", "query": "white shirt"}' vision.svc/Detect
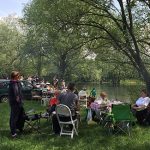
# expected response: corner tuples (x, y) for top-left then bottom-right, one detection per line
(95, 97), (110, 105)
(136, 97), (150, 107)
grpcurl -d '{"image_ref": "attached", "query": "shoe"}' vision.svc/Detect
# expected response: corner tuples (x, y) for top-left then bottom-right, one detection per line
(12, 133), (17, 138)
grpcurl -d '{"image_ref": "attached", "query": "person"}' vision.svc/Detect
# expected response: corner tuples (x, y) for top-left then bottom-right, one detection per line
(27, 76), (32, 83)
(132, 89), (150, 125)
(52, 83), (80, 134)
(53, 79), (59, 89)
(47, 90), (60, 115)
(90, 91), (110, 121)
(59, 83), (80, 115)
(61, 80), (66, 89)
(9, 71), (25, 137)
(74, 88), (79, 96)
(90, 88), (96, 97)
(95, 91), (110, 105)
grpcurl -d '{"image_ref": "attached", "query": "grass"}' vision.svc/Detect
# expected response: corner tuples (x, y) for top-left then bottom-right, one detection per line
(0, 101), (150, 150)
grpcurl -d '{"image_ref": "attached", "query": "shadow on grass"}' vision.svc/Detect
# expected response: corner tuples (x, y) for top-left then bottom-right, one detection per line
(1, 101), (150, 150)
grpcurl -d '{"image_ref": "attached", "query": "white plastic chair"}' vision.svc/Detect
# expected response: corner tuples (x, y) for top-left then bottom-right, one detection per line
(41, 88), (49, 106)
(56, 104), (78, 139)
(78, 90), (88, 107)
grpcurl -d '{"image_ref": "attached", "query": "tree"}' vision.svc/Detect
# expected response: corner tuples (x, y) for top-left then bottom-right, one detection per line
(22, 0), (97, 80)
(0, 17), (25, 77)
(35, 0), (150, 91)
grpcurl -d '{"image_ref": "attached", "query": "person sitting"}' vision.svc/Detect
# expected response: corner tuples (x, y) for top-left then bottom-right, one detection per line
(90, 88), (96, 97)
(95, 92), (110, 106)
(58, 83), (80, 117)
(47, 90), (60, 115)
(61, 80), (66, 90)
(87, 96), (96, 108)
(90, 91), (110, 121)
(85, 96), (96, 121)
(74, 88), (79, 96)
(52, 83), (80, 134)
(132, 89), (150, 125)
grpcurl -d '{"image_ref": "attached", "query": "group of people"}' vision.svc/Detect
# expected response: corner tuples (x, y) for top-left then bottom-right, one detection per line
(88, 89), (150, 126)
(8, 70), (150, 138)
(8, 71), (78, 137)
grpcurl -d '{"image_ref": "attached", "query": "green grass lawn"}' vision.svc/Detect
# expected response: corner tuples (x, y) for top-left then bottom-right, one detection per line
(0, 101), (150, 150)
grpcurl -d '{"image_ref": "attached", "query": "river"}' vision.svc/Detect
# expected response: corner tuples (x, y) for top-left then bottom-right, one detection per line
(76, 82), (143, 103)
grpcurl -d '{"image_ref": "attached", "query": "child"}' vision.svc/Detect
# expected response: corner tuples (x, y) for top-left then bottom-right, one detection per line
(47, 90), (60, 115)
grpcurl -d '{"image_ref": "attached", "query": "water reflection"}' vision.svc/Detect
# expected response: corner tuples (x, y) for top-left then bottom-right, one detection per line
(76, 82), (141, 103)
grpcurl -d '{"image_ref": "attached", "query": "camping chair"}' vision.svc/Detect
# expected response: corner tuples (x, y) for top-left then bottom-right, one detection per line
(24, 109), (41, 133)
(95, 106), (108, 125)
(56, 104), (78, 139)
(78, 90), (88, 108)
(41, 97), (49, 106)
(104, 103), (135, 136)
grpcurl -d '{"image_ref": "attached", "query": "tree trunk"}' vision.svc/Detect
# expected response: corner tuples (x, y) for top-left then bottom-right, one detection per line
(37, 54), (42, 77)
(58, 56), (67, 80)
(136, 57), (150, 95)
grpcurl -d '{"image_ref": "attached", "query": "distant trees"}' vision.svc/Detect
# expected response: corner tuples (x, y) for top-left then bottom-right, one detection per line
(0, 16), (25, 77)
(24, 0), (150, 90)
(1, 0), (150, 88)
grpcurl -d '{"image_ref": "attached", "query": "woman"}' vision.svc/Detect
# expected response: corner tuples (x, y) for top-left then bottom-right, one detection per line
(9, 71), (25, 137)
(132, 89), (150, 125)
(90, 91), (110, 121)
(95, 92), (109, 105)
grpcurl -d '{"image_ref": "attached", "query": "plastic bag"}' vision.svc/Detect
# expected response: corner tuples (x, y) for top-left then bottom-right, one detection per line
(87, 109), (92, 121)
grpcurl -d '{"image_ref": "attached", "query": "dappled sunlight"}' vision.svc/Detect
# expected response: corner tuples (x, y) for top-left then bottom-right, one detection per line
(1, 101), (150, 150)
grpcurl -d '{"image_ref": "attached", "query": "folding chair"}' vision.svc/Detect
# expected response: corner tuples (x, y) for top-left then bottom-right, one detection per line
(56, 104), (78, 139)
(24, 110), (41, 133)
(41, 89), (49, 106)
(78, 90), (88, 108)
(41, 97), (49, 106)
(104, 104), (135, 136)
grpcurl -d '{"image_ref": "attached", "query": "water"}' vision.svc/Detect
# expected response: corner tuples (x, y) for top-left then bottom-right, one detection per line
(76, 82), (141, 103)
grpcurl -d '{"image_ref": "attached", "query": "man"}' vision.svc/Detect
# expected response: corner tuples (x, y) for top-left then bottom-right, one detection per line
(52, 83), (80, 134)
(58, 82), (80, 117)
(9, 71), (25, 137)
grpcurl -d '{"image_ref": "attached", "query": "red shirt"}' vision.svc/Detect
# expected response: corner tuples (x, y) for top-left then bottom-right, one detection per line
(49, 97), (58, 106)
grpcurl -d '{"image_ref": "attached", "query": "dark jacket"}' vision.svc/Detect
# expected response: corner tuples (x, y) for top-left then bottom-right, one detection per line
(8, 80), (23, 106)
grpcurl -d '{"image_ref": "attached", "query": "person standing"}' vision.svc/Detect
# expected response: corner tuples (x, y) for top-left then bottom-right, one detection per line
(9, 71), (25, 137)
(61, 80), (66, 89)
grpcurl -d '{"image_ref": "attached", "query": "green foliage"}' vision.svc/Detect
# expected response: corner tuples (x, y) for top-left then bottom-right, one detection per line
(1, 0), (150, 85)
(0, 18), (25, 76)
